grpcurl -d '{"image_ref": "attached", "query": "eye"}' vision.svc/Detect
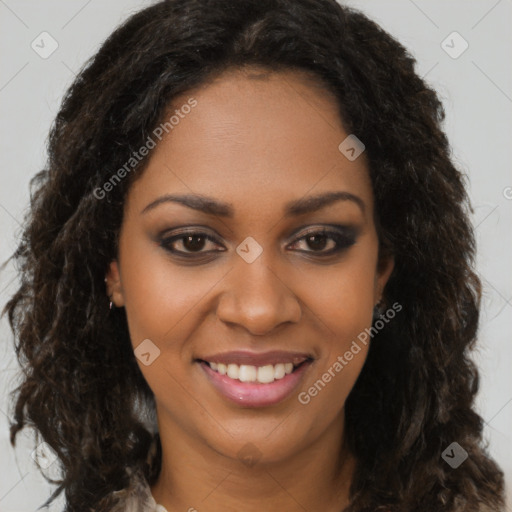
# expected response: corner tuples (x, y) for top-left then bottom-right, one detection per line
(160, 231), (223, 255)
(159, 226), (357, 259)
(287, 227), (356, 255)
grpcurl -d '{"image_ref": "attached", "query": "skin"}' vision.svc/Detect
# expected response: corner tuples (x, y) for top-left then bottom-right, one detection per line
(106, 66), (394, 512)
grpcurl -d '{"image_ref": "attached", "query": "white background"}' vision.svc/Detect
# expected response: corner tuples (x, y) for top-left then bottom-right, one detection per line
(0, 1), (511, 510)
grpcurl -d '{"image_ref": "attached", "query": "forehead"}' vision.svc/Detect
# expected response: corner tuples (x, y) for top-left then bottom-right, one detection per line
(125, 68), (373, 219)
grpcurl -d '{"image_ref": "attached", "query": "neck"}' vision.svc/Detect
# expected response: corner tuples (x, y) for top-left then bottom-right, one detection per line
(151, 408), (355, 512)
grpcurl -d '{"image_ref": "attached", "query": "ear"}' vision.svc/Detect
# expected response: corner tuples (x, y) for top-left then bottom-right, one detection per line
(374, 254), (394, 306)
(105, 260), (125, 307)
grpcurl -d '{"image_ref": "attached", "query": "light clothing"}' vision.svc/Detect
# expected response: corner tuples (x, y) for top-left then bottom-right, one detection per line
(108, 466), (168, 512)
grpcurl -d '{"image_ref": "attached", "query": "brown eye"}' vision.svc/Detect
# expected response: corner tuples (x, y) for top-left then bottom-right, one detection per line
(160, 232), (222, 255)
(304, 233), (331, 251)
(289, 228), (357, 255)
(159, 226), (356, 260)
(181, 234), (208, 252)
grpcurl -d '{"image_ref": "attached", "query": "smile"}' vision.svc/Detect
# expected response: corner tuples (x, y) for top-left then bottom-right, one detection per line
(196, 350), (314, 407)
(207, 361), (296, 383)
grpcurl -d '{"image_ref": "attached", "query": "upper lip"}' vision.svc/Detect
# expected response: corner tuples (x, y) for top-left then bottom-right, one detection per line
(197, 350), (313, 367)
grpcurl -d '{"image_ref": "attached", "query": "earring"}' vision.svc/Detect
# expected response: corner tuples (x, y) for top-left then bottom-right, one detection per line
(373, 299), (384, 320)
(109, 294), (114, 310)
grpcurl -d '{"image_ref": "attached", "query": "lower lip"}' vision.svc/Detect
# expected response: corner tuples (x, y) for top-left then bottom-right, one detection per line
(198, 361), (312, 408)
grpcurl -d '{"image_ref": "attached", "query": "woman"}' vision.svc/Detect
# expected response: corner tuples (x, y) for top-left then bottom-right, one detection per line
(3, 0), (505, 510)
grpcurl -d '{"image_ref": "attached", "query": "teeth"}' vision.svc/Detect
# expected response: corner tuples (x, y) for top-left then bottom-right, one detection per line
(207, 361), (297, 383)
(227, 364), (239, 379)
(258, 365), (276, 383)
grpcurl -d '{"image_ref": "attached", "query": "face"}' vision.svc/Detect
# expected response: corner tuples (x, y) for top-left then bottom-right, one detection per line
(107, 67), (393, 464)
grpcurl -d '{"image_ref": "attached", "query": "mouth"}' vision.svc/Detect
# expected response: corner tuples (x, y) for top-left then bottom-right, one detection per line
(198, 358), (311, 383)
(195, 351), (314, 407)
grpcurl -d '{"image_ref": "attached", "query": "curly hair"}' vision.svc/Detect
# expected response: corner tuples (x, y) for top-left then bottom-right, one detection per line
(2, 0), (505, 510)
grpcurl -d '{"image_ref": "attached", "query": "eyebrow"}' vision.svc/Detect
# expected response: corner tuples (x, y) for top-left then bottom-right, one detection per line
(140, 191), (365, 217)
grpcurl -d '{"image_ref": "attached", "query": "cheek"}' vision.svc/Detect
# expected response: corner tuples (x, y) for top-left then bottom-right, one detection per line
(296, 243), (377, 412)
(297, 239), (378, 338)
(298, 298), (371, 426)
(118, 230), (210, 346)
(298, 347), (368, 432)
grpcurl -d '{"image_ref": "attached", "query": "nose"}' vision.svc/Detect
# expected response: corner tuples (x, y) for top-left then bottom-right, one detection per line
(215, 256), (302, 336)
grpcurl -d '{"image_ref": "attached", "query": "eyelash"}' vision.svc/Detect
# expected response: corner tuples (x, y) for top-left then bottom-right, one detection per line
(159, 227), (357, 259)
